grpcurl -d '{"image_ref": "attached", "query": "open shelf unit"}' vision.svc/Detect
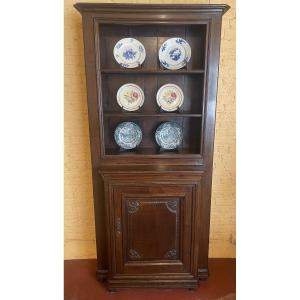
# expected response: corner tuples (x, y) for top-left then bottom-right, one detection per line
(98, 23), (207, 156)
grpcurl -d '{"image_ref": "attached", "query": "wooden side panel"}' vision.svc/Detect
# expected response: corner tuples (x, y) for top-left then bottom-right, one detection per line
(80, 13), (107, 278)
(198, 14), (224, 279)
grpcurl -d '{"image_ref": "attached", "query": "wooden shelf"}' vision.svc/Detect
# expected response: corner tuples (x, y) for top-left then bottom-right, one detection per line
(101, 69), (205, 75)
(105, 147), (200, 156)
(103, 112), (202, 117)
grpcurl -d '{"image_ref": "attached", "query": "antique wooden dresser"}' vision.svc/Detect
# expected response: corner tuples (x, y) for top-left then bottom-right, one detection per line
(74, 3), (229, 290)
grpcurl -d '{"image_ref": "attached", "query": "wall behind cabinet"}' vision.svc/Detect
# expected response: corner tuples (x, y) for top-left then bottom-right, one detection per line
(64, 0), (236, 259)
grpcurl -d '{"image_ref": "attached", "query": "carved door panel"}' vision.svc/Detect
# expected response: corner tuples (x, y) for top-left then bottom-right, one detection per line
(108, 183), (199, 277)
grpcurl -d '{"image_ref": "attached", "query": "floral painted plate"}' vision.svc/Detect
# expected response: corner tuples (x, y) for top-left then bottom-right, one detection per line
(156, 84), (184, 112)
(159, 38), (191, 70)
(114, 122), (142, 150)
(113, 38), (146, 68)
(155, 122), (183, 150)
(117, 83), (144, 111)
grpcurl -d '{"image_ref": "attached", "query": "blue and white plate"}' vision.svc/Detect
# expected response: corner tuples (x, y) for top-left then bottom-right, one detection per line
(155, 122), (183, 150)
(114, 122), (142, 150)
(114, 38), (146, 68)
(159, 38), (191, 70)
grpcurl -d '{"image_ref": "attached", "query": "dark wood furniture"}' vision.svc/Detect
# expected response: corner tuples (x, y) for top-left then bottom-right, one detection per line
(74, 3), (229, 290)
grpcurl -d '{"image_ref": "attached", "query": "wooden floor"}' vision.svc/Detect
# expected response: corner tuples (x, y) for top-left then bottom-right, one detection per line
(64, 258), (236, 300)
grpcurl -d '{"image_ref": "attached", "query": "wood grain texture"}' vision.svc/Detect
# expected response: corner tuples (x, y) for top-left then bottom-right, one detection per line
(64, 0), (235, 259)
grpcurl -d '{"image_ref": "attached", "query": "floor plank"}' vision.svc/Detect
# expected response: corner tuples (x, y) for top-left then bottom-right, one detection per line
(64, 258), (236, 300)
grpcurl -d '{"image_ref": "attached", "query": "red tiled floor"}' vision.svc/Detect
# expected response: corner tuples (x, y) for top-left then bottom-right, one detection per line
(64, 258), (235, 300)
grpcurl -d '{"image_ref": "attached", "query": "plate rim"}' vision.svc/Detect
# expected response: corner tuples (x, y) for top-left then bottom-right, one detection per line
(156, 83), (184, 112)
(113, 37), (146, 69)
(114, 121), (143, 149)
(116, 83), (145, 111)
(155, 121), (183, 150)
(158, 37), (191, 70)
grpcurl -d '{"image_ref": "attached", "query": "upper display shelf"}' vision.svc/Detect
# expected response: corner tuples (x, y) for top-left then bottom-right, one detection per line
(73, 2), (230, 162)
(99, 24), (207, 71)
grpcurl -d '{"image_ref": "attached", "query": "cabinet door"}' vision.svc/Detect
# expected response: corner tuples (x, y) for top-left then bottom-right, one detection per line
(104, 174), (202, 283)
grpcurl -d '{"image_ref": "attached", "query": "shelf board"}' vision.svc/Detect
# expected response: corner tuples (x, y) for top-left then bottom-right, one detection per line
(105, 147), (200, 156)
(101, 69), (205, 75)
(103, 112), (202, 117)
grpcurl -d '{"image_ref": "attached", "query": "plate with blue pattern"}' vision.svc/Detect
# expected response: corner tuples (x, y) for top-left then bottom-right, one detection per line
(113, 38), (146, 68)
(155, 122), (183, 150)
(114, 122), (142, 150)
(159, 38), (191, 70)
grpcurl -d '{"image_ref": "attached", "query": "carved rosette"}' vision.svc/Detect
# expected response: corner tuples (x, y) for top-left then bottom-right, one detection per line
(164, 248), (177, 259)
(127, 200), (140, 214)
(166, 200), (178, 213)
(128, 248), (141, 260)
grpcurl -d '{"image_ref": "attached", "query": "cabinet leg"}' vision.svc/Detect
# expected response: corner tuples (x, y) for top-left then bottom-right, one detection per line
(96, 269), (108, 282)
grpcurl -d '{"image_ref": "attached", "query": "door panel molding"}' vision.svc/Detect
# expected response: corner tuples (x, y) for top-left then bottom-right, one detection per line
(103, 172), (203, 282)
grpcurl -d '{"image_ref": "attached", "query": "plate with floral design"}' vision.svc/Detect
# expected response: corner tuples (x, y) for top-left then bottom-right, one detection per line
(113, 38), (146, 68)
(155, 122), (183, 150)
(159, 38), (191, 70)
(156, 84), (184, 112)
(117, 83), (144, 111)
(114, 122), (142, 150)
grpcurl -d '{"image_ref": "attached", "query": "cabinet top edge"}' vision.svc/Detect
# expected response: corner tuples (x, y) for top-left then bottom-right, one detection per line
(97, 165), (206, 174)
(74, 3), (230, 15)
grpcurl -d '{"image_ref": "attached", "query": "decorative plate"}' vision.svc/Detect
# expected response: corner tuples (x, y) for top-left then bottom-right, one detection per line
(155, 122), (183, 150)
(113, 38), (146, 68)
(117, 83), (144, 111)
(114, 122), (142, 150)
(159, 37), (191, 70)
(156, 84), (184, 112)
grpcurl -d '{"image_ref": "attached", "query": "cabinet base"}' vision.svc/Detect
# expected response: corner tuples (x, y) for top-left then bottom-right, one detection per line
(96, 269), (108, 281)
(97, 269), (207, 286)
(97, 269), (208, 284)
(106, 274), (199, 289)
(107, 279), (199, 289)
(198, 268), (209, 280)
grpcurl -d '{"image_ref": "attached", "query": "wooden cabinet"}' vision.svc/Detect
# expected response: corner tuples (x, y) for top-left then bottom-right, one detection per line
(102, 172), (202, 288)
(74, 3), (229, 290)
